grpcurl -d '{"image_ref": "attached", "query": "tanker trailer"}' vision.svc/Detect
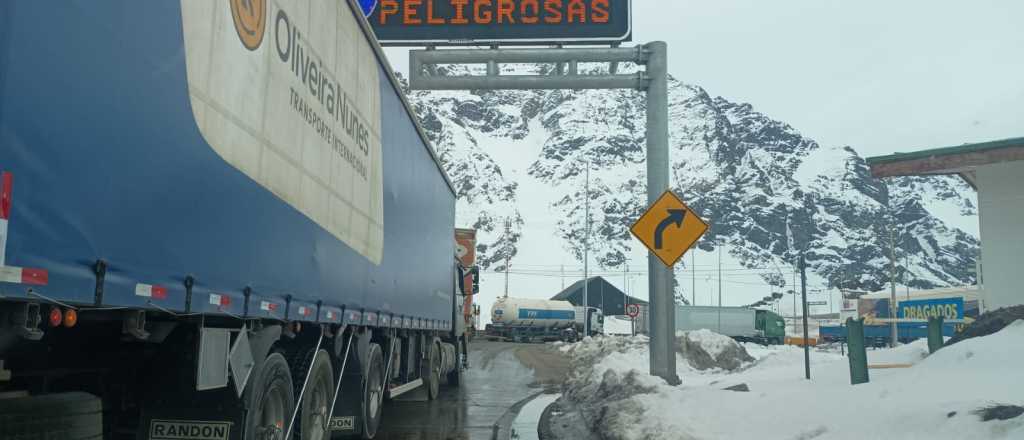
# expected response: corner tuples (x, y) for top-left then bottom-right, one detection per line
(487, 297), (603, 342)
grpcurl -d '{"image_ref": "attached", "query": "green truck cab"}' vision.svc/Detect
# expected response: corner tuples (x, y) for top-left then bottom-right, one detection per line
(755, 309), (787, 345)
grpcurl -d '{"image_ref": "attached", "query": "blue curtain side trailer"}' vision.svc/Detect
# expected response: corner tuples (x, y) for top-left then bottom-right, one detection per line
(0, 1), (467, 439)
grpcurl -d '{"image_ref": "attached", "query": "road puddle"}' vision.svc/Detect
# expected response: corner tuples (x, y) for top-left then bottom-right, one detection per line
(509, 394), (559, 440)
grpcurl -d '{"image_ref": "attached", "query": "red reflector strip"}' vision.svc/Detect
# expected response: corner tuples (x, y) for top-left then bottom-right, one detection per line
(135, 283), (167, 299)
(21, 268), (48, 285)
(210, 293), (231, 307)
(0, 266), (48, 285)
(260, 301), (277, 312)
(0, 172), (12, 220)
(298, 306), (311, 316)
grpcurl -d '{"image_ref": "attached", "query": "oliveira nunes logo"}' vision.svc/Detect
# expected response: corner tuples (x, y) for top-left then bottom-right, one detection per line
(230, 0), (267, 50)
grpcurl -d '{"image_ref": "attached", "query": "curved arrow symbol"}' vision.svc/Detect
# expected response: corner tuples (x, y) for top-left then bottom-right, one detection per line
(654, 209), (686, 249)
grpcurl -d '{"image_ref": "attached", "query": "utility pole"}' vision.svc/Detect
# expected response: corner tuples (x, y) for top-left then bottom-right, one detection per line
(717, 239), (723, 333)
(829, 287), (834, 316)
(800, 254), (810, 380)
(504, 217), (512, 298)
(904, 253), (910, 302)
(792, 268), (798, 333)
(561, 264), (565, 290)
(889, 221), (897, 347)
(691, 249), (696, 306)
(583, 161), (590, 337)
(624, 263), (629, 313)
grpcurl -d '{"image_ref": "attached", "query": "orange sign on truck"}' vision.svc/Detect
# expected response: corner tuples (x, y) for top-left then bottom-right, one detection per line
(455, 228), (480, 334)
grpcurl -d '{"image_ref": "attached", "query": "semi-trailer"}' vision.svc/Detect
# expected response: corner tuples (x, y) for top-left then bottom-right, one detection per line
(674, 306), (786, 345)
(486, 297), (604, 342)
(626, 305), (785, 344)
(819, 322), (962, 347)
(820, 296), (976, 346)
(0, 1), (467, 439)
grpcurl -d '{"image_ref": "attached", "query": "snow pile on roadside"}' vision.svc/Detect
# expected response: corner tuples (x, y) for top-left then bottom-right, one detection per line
(676, 329), (754, 371)
(559, 335), (666, 438)
(560, 323), (1024, 440)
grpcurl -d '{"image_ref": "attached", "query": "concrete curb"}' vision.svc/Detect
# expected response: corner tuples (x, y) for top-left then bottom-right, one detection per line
(493, 390), (545, 440)
(537, 396), (561, 440)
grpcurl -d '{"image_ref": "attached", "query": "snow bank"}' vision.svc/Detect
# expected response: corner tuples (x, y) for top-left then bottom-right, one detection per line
(676, 330), (755, 371)
(559, 323), (1024, 440)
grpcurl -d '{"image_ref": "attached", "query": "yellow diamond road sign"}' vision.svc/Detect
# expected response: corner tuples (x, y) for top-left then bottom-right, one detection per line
(630, 190), (709, 267)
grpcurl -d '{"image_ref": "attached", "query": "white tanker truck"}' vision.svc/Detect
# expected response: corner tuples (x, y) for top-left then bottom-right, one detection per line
(485, 297), (604, 342)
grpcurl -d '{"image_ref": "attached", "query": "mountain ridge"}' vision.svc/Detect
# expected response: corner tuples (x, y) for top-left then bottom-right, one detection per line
(402, 68), (979, 294)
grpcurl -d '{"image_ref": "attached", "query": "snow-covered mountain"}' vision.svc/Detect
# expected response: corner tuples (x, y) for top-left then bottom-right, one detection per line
(404, 65), (979, 295)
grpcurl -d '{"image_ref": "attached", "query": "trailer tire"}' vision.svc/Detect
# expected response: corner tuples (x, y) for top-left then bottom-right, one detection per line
(422, 341), (441, 400)
(0, 392), (102, 440)
(289, 348), (334, 440)
(243, 352), (295, 440)
(361, 343), (384, 439)
(446, 339), (463, 387)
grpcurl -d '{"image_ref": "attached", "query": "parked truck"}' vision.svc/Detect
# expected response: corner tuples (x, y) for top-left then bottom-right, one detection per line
(455, 229), (481, 340)
(486, 297), (604, 343)
(819, 296), (975, 346)
(674, 306), (786, 345)
(0, 1), (468, 439)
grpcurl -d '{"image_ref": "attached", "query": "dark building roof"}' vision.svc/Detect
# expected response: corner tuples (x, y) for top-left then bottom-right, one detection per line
(866, 136), (1024, 189)
(550, 277), (647, 316)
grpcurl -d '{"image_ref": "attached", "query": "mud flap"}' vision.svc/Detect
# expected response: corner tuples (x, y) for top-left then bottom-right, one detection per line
(327, 367), (366, 437)
(139, 403), (244, 440)
(136, 324), (250, 440)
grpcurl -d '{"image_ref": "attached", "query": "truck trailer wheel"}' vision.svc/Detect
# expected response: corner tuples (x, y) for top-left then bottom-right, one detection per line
(446, 339), (464, 387)
(421, 342), (441, 400)
(361, 343), (384, 439)
(0, 392), (102, 439)
(291, 349), (334, 440)
(244, 352), (295, 440)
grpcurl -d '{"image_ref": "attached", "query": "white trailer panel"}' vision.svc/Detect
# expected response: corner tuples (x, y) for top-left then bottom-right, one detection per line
(675, 306), (757, 338)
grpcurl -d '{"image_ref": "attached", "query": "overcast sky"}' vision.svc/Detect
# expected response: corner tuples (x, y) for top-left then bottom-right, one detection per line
(386, 0), (1024, 156)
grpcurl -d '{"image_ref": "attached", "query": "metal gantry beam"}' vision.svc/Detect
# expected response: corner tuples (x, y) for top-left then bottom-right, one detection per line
(409, 43), (679, 385)
(409, 46), (649, 91)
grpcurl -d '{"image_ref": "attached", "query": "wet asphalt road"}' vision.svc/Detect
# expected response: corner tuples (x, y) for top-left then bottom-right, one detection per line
(375, 340), (569, 440)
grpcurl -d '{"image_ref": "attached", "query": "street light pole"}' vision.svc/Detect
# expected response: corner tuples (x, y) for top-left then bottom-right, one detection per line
(583, 161), (590, 337)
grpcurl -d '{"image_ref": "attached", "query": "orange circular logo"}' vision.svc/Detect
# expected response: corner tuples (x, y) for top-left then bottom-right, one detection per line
(229, 0), (266, 51)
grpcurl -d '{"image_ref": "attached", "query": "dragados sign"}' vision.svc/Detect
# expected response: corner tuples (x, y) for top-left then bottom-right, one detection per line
(364, 0), (632, 45)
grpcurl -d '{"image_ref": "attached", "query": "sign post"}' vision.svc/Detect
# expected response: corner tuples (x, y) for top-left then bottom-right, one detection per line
(630, 189), (709, 385)
(622, 302), (638, 337)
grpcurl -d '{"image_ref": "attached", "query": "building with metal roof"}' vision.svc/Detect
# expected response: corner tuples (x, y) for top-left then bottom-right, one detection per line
(867, 136), (1024, 312)
(550, 277), (646, 316)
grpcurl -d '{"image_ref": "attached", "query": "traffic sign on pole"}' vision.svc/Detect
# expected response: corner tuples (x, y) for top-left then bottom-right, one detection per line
(630, 190), (709, 267)
(626, 304), (641, 318)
